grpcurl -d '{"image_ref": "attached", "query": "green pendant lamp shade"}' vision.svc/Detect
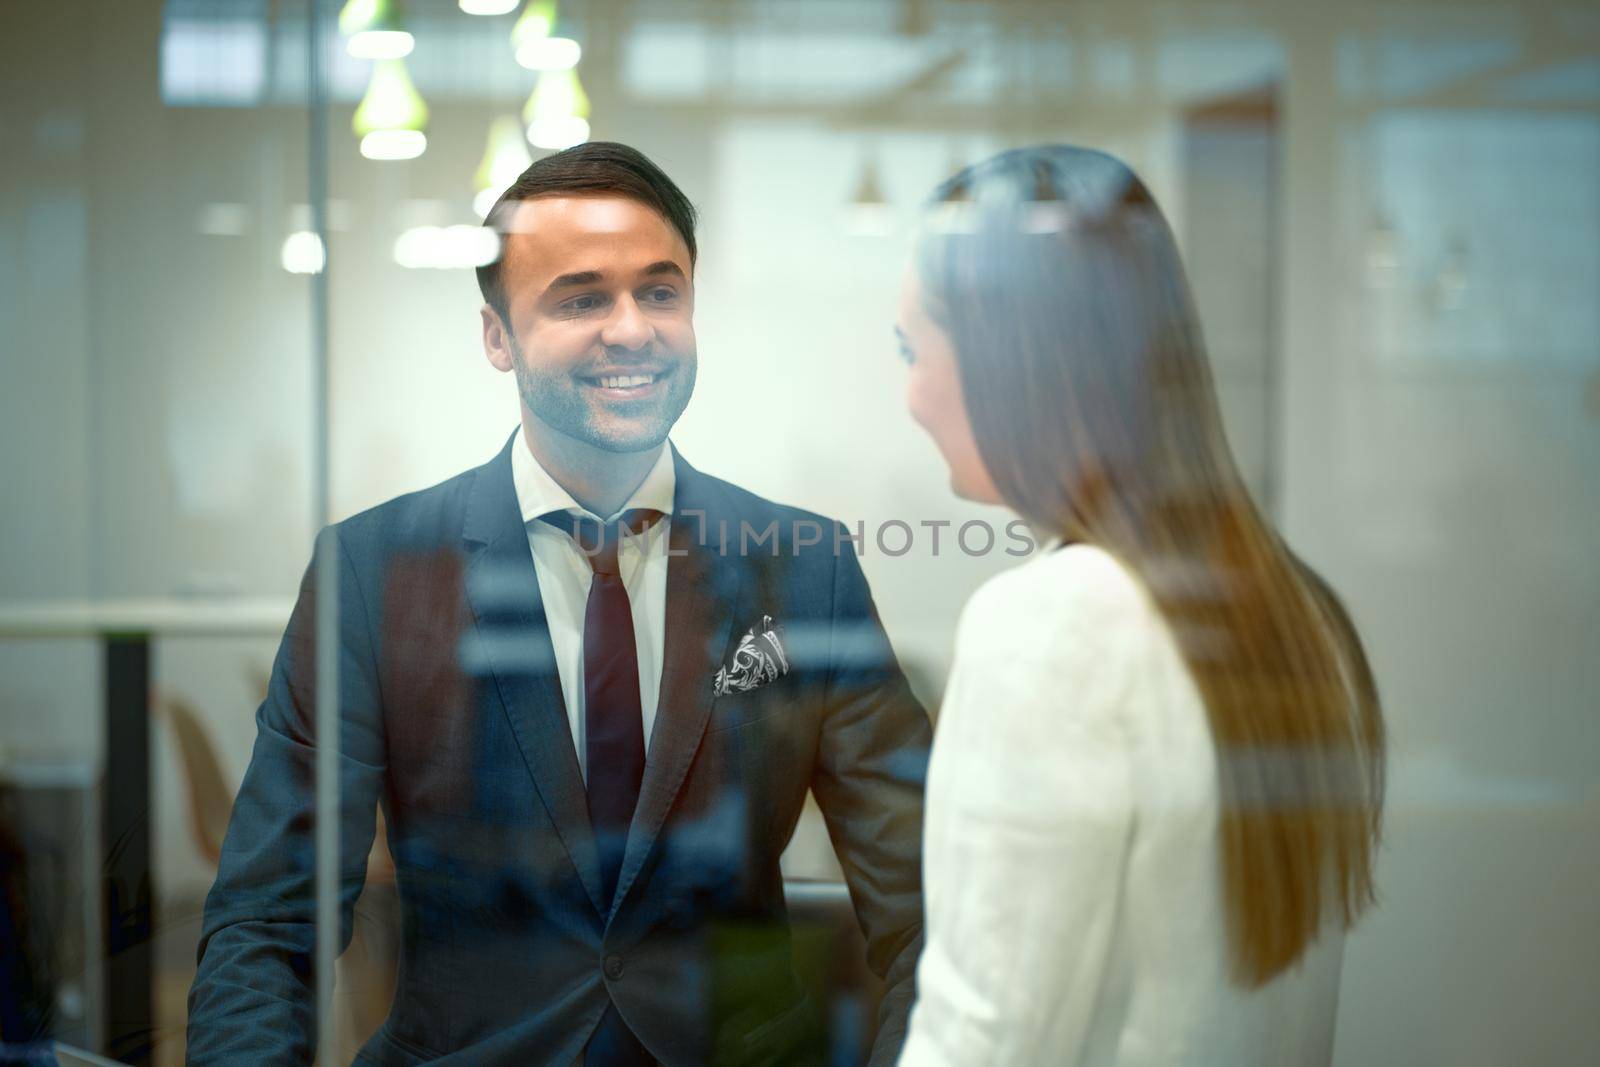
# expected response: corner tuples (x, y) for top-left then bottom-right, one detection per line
(339, 0), (414, 59)
(474, 116), (534, 217)
(354, 59), (429, 160)
(524, 68), (590, 150)
(512, 0), (580, 70)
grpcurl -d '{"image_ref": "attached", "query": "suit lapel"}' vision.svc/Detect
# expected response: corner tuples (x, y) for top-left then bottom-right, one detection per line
(462, 434), (606, 916)
(609, 446), (745, 921)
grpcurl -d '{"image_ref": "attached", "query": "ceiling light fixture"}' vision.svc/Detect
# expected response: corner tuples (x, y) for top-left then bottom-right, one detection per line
(459, 0), (519, 14)
(524, 68), (590, 150)
(512, 0), (581, 70)
(474, 115), (534, 218)
(847, 151), (892, 236)
(353, 58), (429, 160)
(339, 0), (415, 60)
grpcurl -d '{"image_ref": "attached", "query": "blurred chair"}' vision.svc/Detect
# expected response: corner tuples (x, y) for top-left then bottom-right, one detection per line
(156, 689), (398, 1065)
(159, 690), (396, 885)
(157, 695), (231, 868)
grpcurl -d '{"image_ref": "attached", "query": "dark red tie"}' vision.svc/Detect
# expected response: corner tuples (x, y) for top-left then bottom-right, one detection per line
(541, 508), (664, 905)
(542, 508), (663, 1067)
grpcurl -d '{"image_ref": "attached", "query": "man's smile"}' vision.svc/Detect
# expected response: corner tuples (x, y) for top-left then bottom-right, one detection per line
(580, 364), (674, 400)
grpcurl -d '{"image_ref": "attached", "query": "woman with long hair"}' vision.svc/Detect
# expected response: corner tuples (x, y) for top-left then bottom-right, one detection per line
(895, 146), (1385, 1065)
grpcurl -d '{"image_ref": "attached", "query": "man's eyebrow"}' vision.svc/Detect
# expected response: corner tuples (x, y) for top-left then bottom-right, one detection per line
(543, 269), (605, 295)
(541, 262), (685, 297)
(641, 260), (687, 281)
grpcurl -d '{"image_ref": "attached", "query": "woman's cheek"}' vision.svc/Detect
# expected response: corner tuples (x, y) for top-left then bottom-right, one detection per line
(910, 369), (949, 432)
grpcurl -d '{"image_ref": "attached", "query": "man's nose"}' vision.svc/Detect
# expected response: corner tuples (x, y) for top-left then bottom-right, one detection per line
(600, 295), (653, 352)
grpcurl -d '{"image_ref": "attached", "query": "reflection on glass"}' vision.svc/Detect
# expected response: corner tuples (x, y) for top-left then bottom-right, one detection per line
(339, 0), (415, 60)
(524, 68), (591, 150)
(353, 58), (429, 161)
(2, 1), (1597, 1064)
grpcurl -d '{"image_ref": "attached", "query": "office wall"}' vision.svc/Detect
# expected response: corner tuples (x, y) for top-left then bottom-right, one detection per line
(1279, 22), (1600, 1061)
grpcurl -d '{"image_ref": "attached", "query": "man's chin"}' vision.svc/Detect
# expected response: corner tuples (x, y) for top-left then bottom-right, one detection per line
(576, 416), (676, 454)
(586, 431), (671, 455)
(580, 394), (690, 453)
(523, 394), (679, 455)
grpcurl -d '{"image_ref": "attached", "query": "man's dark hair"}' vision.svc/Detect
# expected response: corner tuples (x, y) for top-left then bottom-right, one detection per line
(476, 141), (698, 324)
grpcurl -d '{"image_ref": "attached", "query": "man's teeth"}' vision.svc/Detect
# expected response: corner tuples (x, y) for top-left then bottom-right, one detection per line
(598, 373), (655, 389)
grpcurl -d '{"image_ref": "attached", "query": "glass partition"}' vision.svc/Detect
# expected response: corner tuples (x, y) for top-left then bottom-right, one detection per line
(2, 2), (1596, 1065)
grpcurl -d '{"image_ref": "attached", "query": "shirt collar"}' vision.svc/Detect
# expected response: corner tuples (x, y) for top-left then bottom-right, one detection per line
(511, 428), (676, 526)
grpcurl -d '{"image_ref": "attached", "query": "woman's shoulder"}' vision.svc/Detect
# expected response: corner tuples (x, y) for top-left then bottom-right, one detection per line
(945, 543), (1155, 751)
(949, 543), (1162, 731)
(960, 541), (1155, 646)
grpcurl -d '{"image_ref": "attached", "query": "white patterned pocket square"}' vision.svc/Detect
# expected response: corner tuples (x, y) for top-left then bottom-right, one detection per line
(713, 615), (789, 696)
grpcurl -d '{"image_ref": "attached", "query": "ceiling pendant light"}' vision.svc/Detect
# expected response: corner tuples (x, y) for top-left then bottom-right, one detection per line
(847, 150), (892, 236)
(459, 0), (519, 14)
(512, 0), (581, 71)
(353, 58), (429, 160)
(339, 0), (415, 60)
(523, 68), (590, 150)
(474, 115), (534, 218)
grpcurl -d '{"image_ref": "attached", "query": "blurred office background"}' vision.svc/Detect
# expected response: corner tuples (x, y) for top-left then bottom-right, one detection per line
(1, 0), (1596, 1063)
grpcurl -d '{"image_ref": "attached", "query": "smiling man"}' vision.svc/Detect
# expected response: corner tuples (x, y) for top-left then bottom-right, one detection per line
(187, 143), (931, 1067)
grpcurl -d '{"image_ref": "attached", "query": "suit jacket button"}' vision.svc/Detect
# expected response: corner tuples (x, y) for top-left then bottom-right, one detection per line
(604, 954), (625, 980)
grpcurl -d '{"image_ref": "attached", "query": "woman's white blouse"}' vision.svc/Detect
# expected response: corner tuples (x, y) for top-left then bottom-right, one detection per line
(900, 544), (1346, 1067)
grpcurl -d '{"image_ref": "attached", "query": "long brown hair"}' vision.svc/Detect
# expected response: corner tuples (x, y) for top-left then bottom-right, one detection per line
(917, 145), (1384, 985)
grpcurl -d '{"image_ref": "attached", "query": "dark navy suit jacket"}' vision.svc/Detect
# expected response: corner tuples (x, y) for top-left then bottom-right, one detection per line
(187, 435), (931, 1065)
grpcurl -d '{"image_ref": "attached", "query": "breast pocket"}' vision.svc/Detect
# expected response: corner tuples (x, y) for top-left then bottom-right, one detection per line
(706, 679), (793, 734)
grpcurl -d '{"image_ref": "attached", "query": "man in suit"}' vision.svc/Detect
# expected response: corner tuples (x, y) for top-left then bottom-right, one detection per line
(187, 142), (931, 1066)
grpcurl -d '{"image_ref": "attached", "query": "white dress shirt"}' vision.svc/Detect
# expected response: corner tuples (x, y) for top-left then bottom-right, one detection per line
(901, 543), (1346, 1067)
(511, 431), (676, 783)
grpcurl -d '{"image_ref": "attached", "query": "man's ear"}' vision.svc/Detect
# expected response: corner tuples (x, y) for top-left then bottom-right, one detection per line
(481, 304), (514, 373)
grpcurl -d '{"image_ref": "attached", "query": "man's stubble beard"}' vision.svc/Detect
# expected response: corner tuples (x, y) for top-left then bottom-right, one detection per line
(507, 331), (696, 454)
